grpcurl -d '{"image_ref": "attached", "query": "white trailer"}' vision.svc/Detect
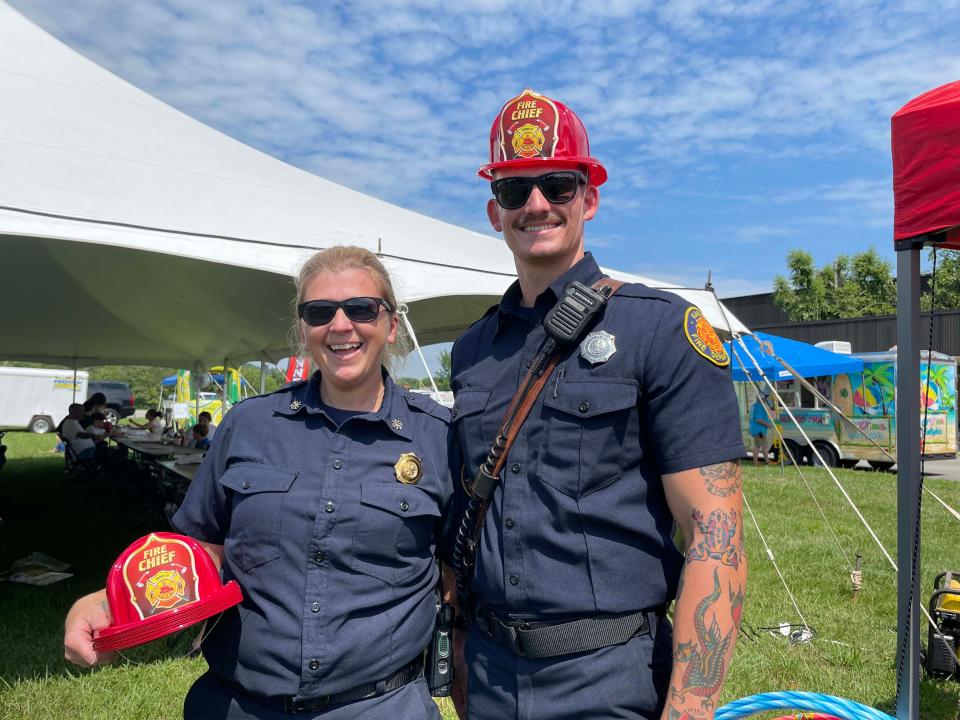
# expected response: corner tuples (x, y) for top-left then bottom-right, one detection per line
(0, 366), (89, 433)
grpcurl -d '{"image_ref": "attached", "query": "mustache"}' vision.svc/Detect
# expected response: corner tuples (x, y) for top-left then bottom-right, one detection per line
(513, 212), (563, 228)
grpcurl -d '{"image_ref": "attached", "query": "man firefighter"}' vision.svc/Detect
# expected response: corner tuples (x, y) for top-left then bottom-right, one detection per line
(445, 89), (747, 720)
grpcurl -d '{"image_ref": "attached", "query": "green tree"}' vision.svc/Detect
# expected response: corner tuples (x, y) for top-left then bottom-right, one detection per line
(434, 349), (452, 392)
(774, 247), (895, 320)
(773, 250), (826, 321)
(923, 248), (960, 310)
(849, 247), (896, 316)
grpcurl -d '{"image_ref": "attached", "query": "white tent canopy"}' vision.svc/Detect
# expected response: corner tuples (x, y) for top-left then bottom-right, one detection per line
(0, 2), (746, 368)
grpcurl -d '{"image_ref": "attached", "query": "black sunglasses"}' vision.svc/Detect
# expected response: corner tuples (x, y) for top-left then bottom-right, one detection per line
(490, 171), (587, 210)
(298, 297), (394, 326)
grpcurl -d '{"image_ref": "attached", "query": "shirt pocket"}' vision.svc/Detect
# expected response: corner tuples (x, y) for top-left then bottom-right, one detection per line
(350, 482), (442, 585)
(451, 387), (493, 462)
(536, 378), (640, 498)
(219, 462), (298, 571)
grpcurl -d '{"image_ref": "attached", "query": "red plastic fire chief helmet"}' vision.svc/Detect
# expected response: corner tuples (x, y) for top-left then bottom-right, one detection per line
(93, 532), (242, 652)
(478, 88), (607, 186)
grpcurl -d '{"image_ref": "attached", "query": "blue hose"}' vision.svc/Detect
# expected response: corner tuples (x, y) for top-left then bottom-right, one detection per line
(716, 691), (895, 720)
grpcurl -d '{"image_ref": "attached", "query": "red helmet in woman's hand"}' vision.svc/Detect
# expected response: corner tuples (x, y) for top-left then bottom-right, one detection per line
(94, 532), (242, 652)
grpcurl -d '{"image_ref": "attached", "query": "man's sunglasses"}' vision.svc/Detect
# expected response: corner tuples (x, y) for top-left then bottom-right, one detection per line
(298, 297), (394, 326)
(490, 171), (587, 210)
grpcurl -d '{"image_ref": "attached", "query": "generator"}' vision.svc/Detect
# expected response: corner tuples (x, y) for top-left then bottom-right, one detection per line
(925, 571), (960, 677)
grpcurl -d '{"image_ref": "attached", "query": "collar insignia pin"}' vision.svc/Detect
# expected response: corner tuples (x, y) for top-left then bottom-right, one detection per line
(391, 418), (403, 431)
(394, 452), (422, 484)
(580, 330), (616, 365)
(289, 400), (303, 411)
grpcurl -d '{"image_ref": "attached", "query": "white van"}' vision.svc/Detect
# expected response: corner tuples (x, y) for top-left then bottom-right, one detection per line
(0, 366), (89, 433)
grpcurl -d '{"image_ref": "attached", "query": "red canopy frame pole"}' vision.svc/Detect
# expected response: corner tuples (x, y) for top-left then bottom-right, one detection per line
(895, 239), (922, 720)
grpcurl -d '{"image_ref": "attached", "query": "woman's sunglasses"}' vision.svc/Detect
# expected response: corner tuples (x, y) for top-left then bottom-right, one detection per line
(298, 297), (394, 326)
(490, 171), (587, 210)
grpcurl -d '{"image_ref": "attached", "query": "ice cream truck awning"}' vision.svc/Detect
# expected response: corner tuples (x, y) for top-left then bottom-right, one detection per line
(725, 332), (865, 382)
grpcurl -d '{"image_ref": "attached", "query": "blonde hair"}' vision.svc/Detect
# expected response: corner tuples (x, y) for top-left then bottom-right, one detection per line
(291, 246), (409, 372)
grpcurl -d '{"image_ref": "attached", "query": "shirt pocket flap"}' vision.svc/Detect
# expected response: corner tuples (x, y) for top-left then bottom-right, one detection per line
(543, 378), (638, 418)
(219, 463), (298, 494)
(360, 482), (441, 518)
(451, 387), (491, 420)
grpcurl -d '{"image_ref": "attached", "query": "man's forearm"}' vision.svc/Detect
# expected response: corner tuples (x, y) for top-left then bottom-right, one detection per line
(662, 558), (746, 719)
(663, 480), (747, 720)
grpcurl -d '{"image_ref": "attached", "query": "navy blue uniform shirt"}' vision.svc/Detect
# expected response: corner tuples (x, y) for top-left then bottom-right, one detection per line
(447, 253), (744, 620)
(173, 372), (452, 701)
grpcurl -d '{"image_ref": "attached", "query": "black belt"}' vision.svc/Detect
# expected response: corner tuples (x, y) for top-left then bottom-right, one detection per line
(475, 607), (659, 659)
(277, 656), (422, 713)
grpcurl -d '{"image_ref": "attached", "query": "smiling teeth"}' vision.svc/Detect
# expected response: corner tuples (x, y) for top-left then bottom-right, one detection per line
(523, 224), (558, 231)
(330, 343), (361, 350)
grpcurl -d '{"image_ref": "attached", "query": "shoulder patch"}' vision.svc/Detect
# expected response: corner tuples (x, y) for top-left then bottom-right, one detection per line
(683, 306), (729, 367)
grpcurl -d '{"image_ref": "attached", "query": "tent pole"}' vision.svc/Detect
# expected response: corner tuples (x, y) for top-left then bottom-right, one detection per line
(895, 241), (921, 720)
(260, 354), (267, 396)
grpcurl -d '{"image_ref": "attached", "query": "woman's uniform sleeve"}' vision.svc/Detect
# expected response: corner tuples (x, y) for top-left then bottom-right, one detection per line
(171, 410), (235, 544)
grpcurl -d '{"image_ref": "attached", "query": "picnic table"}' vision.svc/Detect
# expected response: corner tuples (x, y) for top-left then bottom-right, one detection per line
(112, 435), (205, 459)
(154, 458), (200, 483)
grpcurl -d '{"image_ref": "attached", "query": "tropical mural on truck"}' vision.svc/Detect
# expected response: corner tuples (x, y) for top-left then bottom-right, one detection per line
(833, 357), (957, 452)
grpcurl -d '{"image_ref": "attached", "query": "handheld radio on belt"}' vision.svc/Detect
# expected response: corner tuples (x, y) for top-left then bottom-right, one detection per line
(451, 278), (623, 616)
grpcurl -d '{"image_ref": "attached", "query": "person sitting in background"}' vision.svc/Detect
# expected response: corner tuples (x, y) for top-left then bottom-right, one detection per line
(128, 408), (163, 434)
(197, 411), (216, 441)
(80, 394), (107, 429)
(190, 423), (210, 451)
(60, 404), (99, 461)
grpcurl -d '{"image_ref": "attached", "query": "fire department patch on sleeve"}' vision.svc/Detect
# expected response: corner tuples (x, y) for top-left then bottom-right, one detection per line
(683, 307), (729, 367)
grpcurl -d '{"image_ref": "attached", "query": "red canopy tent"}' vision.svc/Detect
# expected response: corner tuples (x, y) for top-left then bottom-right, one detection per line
(893, 79), (960, 248)
(891, 79), (960, 720)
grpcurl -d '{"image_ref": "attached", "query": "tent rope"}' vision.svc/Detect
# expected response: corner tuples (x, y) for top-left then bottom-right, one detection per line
(396, 304), (439, 395)
(742, 489), (811, 632)
(732, 351), (854, 573)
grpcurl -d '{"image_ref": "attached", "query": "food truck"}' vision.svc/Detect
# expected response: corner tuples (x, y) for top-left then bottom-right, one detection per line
(736, 347), (957, 468)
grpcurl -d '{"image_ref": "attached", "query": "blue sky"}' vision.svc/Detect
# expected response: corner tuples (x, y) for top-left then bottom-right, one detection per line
(9, 0), (960, 302)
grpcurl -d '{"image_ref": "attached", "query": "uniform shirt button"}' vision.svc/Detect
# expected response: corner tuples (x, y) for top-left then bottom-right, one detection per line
(509, 575), (520, 586)
(325, 501), (335, 513)
(308, 659), (320, 671)
(333, 459), (342, 470)
(241, 481), (250, 489)
(578, 402), (590, 413)
(511, 463), (521, 474)
(525, 360), (533, 369)
(399, 500), (409, 512)
(451, 408), (459, 418)
(311, 602), (321, 613)
(505, 518), (515, 529)
(313, 551), (325, 564)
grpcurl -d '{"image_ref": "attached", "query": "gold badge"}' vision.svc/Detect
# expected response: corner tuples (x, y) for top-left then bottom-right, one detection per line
(394, 452), (422, 484)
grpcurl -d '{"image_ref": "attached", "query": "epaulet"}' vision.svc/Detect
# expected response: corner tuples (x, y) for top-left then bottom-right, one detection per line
(610, 281), (680, 303)
(403, 390), (452, 423)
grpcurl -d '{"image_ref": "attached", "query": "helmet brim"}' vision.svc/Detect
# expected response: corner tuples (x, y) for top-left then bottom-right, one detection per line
(478, 157), (607, 187)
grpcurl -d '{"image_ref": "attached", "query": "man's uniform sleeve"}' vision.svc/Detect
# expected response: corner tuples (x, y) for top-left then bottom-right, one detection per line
(171, 409), (235, 543)
(641, 303), (745, 474)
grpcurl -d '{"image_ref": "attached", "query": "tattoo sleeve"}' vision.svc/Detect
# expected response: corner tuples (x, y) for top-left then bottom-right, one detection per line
(662, 463), (747, 720)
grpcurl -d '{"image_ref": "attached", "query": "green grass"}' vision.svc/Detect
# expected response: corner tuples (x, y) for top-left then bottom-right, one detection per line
(1, 433), (959, 718)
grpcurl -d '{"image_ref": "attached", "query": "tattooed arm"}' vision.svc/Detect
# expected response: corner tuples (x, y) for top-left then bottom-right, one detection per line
(660, 461), (747, 720)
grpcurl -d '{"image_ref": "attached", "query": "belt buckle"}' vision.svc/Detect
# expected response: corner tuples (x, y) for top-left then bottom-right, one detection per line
(282, 695), (330, 713)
